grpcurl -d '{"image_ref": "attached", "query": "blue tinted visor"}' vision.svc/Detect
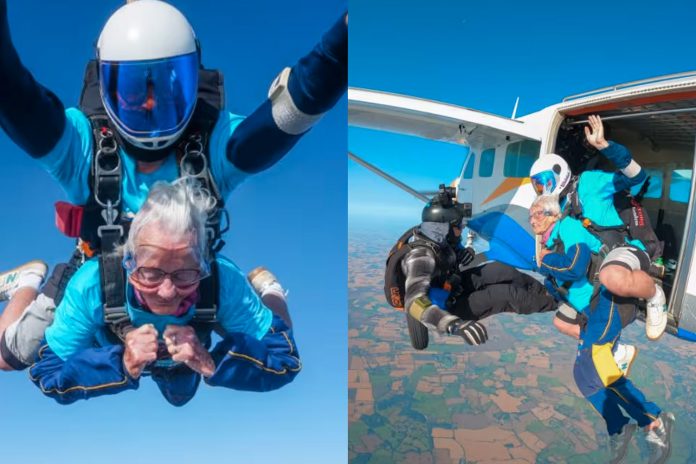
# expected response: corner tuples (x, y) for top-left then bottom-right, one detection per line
(530, 170), (557, 195)
(100, 52), (198, 140)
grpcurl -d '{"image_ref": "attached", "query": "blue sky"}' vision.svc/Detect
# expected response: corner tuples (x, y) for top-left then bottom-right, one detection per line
(349, 0), (696, 228)
(0, 1), (346, 463)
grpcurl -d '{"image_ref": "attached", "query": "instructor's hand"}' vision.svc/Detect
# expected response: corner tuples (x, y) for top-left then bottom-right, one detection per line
(123, 324), (158, 378)
(457, 247), (476, 268)
(448, 319), (488, 346)
(584, 115), (609, 150)
(164, 325), (215, 377)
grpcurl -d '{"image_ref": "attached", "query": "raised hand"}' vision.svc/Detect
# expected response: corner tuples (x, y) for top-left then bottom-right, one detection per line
(584, 114), (610, 150)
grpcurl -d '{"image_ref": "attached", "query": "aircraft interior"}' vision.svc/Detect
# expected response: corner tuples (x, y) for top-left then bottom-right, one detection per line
(555, 102), (696, 308)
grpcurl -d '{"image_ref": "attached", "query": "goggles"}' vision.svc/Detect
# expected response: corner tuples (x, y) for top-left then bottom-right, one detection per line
(530, 170), (557, 195)
(100, 52), (199, 142)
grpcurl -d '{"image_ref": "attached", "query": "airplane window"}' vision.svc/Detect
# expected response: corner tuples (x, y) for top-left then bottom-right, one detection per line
(630, 169), (663, 199)
(504, 140), (541, 177)
(479, 148), (495, 177)
(463, 152), (476, 179)
(669, 169), (693, 203)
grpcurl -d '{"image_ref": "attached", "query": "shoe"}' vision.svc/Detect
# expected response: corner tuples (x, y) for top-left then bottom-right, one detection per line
(613, 343), (638, 377)
(0, 260), (48, 302)
(247, 267), (286, 299)
(248, 266), (292, 327)
(646, 285), (668, 341)
(645, 412), (675, 464)
(608, 423), (636, 464)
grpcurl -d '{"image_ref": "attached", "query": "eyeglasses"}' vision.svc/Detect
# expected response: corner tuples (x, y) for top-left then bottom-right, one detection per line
(131, 266), (208, 288)
(528, 210), (554, 220)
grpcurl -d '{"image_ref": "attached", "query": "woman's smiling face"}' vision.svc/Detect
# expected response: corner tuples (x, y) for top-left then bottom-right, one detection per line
(127, 223), (202, 315)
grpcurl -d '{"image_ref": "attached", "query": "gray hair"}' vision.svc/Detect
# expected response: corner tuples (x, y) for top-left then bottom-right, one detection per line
(530, 195), (561, 216)
(121, 177), (217, 266)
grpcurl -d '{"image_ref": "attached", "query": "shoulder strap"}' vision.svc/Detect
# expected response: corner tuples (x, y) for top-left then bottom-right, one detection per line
(193, 259), (219, 324)
(78, 60), (105, 119)
(176, 68), (227, 253)
(99, 255), (130, 343)
(561, 176), (581, 220)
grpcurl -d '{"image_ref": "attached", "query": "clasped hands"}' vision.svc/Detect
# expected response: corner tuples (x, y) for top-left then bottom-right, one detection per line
(123, 324), (215, 379)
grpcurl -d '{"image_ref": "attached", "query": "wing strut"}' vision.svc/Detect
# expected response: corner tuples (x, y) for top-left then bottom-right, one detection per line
(348, 151), (429, 203)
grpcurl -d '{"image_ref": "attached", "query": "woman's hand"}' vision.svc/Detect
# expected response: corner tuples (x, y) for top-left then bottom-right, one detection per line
(539, 247), (554, 261)
(123, 324), (159, 378)
(163, 325), (216, 377)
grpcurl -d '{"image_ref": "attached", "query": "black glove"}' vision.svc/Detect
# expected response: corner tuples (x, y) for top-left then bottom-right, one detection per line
(447, 319), (488, 345)
(456, 247), (475, 268)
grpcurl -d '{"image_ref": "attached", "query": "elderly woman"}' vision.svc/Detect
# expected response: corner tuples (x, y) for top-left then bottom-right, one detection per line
(530, 195), (673, 463)
(29, 179), (300, 406)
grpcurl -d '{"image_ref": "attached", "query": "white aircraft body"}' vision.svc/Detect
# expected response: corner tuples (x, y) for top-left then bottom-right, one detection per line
(349, 71), (696, 342)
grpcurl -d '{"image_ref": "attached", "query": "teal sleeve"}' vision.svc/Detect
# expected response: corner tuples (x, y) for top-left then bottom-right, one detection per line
(34, 108), (93, 204)
(44, 260), (103, 360)
(215, 256), (273, 340)
(208, 111), (252, 199)
(577, 171), (625, 227)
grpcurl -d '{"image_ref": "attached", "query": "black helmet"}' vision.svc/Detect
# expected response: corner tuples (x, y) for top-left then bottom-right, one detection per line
(421, 184), (466, 226)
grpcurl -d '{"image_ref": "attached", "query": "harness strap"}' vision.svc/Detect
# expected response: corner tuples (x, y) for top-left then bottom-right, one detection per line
(177, 133), (228, 253)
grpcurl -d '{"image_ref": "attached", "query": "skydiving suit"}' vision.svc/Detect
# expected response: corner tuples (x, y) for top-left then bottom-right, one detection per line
(29, 255), (300, 406)
(0, 1), (346, 369)
(402, 223), (555, 333)
(538, 218), (662, 436)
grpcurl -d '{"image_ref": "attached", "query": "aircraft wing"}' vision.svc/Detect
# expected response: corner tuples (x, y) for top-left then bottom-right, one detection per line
(349, 88), (541, 147)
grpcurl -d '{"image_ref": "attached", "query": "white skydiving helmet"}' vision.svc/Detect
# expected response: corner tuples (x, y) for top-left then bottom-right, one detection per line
(529, 154), (572, 196)
(97, 0), (199, 151)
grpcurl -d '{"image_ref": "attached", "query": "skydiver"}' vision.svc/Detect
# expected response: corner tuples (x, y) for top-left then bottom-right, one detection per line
(29, 179), (300, 406)
(386, 186), (556, 348)
(529, 115), (668, 341)
(0, 0), (346, 371)
(530, 194), (674, 464)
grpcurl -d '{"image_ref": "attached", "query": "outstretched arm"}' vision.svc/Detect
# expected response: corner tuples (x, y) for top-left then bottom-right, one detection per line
(584, 115), (646, 191)
(0, 0), (66, 157)
(205, 315), (301, 392)
(226, 13), (348, 174)
(401, 246), (487, 345)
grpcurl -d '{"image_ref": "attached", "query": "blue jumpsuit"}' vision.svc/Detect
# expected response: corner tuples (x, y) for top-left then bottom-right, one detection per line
(29, 256), (300, 406)
(540, 219), (661, 435)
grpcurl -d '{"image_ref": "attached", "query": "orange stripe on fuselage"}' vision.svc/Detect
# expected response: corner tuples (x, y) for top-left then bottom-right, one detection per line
(481, 177), (530, 205)
(563, 91), (696, 116)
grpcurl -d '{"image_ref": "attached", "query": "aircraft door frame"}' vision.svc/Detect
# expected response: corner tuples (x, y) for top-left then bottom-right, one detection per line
(456, 149), (475, 206)
(668, 139), (696, 335)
